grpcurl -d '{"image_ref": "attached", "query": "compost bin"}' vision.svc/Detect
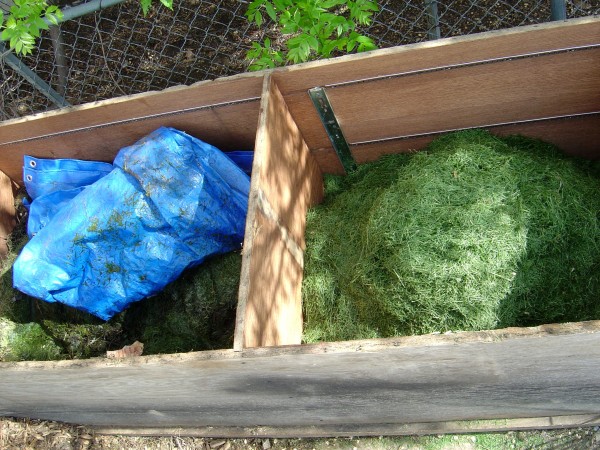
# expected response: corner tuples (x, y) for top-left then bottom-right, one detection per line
(0, 17), (599, 437)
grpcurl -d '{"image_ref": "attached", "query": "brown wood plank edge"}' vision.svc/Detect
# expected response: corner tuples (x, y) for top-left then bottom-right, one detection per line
(277, 17), (600, 158)
(234, 75), (323, 350)
(0, 75), (264, 183)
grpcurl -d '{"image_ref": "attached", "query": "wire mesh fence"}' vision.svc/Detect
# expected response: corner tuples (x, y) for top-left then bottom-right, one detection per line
(1, 0), (598, 121)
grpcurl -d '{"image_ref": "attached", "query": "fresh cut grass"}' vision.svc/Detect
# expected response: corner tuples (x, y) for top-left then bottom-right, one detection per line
(302, 130), (600, 343)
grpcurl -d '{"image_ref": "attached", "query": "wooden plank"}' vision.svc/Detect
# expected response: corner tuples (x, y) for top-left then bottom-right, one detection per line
(97, 414), (600, 438)
(235, 75), (322, 350)
(0, 75), (264, 182)
(275, 18), (600, 95)
(0, 74), (263, 141)
(328, 49), (600, 145)
(274, 18), (600, 160)
(321, 114), (600, 175)
(1, 322), (599, 429)
(256, 76), (323, 246)
(0, 103), (260, 184)
(294, 47), (600, 167)
(0, 171), (16, 259)
(237, 210), (304, 349)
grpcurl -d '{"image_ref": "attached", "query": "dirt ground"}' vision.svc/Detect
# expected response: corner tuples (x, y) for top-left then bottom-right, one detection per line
(1, 417), (600, 450)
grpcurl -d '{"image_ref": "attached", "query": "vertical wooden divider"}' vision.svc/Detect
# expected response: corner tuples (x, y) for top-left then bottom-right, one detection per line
(234, 74), (324, 350)
(0, 171), (16, 259)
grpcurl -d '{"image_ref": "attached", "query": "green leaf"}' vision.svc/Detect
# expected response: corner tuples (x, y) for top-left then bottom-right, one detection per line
(264, 37), (271, 48)
(46, 13), (59, 26)
(254, 10), (263, 26)
(273, 0), (290, 11)
(273, 51), (284, 63)
(160, 0), (174, 9)
(358, 39), (377, 52)
(287, 46), (303, 63)
(321, 0), (343, 8)
(306, 34), (319, 51)
(264, 2), (277, 21)
(140, 0), (152, 15)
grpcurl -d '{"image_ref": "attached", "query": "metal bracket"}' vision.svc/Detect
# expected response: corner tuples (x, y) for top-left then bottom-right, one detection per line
(308, 87), (356, 173)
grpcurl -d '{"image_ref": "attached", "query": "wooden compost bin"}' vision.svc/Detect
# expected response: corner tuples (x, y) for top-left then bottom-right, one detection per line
(0, 17), (599, 437)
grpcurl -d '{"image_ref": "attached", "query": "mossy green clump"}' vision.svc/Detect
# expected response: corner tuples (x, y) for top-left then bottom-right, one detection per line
(0, 318), (62, 361)
(302, 130), (600, 343)
(121, 251), (242, 354)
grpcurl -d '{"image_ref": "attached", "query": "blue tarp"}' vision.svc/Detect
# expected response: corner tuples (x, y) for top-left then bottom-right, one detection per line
(13, 127), (251, 320)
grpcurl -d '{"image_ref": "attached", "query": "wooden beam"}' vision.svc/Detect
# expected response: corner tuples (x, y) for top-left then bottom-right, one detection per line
(2, 322), (599, 429)
(275, 18), (600, 95)
(328, 49), (600, 144)
(0, 74), (264, 182)
(308, 114), (600, 175)
(234, 75), (323, 350)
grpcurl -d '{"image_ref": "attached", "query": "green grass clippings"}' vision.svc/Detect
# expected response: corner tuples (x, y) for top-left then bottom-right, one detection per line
(302, 130), (600, 342)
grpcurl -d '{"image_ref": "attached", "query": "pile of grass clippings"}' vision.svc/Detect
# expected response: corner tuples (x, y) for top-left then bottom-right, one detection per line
(302, 130), (600, 343)
(1, 216), (242, 360)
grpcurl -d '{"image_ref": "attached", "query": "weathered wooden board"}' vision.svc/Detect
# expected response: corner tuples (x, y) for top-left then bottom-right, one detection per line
(329, 49), (600, 144)
(235, 210), (304, 349)
(275, 18), (600, 95)
(255, 76), (323, 246)
(1, 322), (599, 430)
(309, 114), (600, 173)
(234, 76), (323, 350)
(0, 75), (264, 182)
(100, 414), (600, 438)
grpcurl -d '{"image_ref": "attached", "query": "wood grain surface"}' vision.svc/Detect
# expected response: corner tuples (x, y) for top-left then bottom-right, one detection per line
(2, 322), (599, 429)
(310, 114), (600, 174)
(0, 75), (264, 182)
(98, 414), (600, 438)
(234, 76), (322, 350)
(329, 49), (600, 144)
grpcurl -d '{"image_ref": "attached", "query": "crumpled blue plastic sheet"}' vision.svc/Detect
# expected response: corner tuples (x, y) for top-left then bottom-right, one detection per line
(13, 127), (251, 320)
(23, 155), (113, 200)
(23, 156), (113, 238)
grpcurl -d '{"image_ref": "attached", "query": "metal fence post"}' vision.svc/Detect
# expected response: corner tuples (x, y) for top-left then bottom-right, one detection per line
(425, 0), (441, 40)
(550, 0), (567, 21)
(49, 25), (68, 97)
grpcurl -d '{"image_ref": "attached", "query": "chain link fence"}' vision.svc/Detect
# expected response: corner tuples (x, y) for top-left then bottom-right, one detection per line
(1, 0), (598, 121)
